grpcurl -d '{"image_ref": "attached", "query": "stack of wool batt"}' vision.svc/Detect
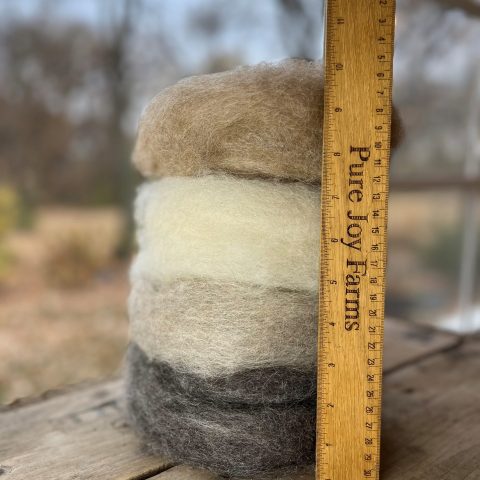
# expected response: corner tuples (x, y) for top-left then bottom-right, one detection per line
(126, 59), (402, 478)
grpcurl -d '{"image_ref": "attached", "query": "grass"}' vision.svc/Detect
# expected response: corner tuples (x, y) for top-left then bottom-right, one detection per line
(0, 207), (129, 404)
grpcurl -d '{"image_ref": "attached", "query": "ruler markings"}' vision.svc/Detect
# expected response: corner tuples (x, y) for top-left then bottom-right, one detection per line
(316, 0), (395, 479)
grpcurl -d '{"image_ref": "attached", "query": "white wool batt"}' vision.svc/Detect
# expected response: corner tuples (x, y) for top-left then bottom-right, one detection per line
(131, 175), (320, 291)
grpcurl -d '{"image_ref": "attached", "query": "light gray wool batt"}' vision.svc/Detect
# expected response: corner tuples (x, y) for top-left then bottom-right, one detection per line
(129, 277), (317, 404)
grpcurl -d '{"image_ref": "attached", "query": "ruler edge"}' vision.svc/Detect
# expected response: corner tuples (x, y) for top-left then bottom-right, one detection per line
(316, 0), (398, 478)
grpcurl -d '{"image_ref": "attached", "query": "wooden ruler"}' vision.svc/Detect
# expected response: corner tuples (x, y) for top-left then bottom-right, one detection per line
(316, 0), (396, 479)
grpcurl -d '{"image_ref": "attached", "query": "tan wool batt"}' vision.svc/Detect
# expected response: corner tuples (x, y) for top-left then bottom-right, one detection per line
(133, 59), (402, 182)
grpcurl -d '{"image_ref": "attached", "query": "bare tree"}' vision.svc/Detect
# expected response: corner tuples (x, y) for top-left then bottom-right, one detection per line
(100, 0), (137, 254)
(276, 0), (322, 59)
(434, 0), (480, 17)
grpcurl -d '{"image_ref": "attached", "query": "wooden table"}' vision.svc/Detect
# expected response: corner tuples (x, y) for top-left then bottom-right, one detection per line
(0, 319), (478, 479)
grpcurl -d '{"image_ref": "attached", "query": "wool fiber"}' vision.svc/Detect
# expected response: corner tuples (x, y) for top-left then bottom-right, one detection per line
(129, 277), (317, 379)
(132, 175), (320, 291)
(123, 58), (404, 477)
(128, 342), (315, 405)
(132, 59), (403, 182)
(126, 345), (316, 478)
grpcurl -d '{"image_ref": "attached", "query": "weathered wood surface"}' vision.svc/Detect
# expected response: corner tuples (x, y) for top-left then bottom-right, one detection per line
(0, 319), (470, 480)
(150, 465), (316, 480)
(382, 335), (480, 479)
(0, 379), (173, 479)
(381, 319), (459, 372)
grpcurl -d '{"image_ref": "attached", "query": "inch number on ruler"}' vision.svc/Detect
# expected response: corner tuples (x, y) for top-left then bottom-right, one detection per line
(317, 1), (396, 480)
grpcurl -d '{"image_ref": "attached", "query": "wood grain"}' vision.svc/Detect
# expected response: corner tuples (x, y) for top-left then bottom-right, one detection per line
(0, 379), (172, 480)
(317, 0), (397, 477)
(0, 320), (458, 480)
(154, 333), (479, 480)
(151, 465), (316, 480)
(382, 320), (460, 372)
(150, 466), (217, 480)
(382, 336), (480, 480)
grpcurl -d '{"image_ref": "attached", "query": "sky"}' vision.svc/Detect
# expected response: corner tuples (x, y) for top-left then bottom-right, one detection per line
(2, 0), (318, 68)
(6, 0), (479, 86)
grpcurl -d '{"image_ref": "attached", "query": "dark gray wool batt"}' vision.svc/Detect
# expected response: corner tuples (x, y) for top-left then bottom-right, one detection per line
(126, 343), (316, 477)
(127, 343), (316, 405)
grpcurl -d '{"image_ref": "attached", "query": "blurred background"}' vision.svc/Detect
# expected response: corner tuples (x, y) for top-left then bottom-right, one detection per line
(0, 0), (478, 404)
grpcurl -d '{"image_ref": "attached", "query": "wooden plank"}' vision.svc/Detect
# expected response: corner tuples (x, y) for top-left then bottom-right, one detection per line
(0, 379), (173, 480)
(0, 320), (459, 480)
(157, 335), (478, 480)
(381, 336), (480, 480)
(150, 466), (217, 480)
(383, 319), (460, 372)
(151, 465), (316, 480)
